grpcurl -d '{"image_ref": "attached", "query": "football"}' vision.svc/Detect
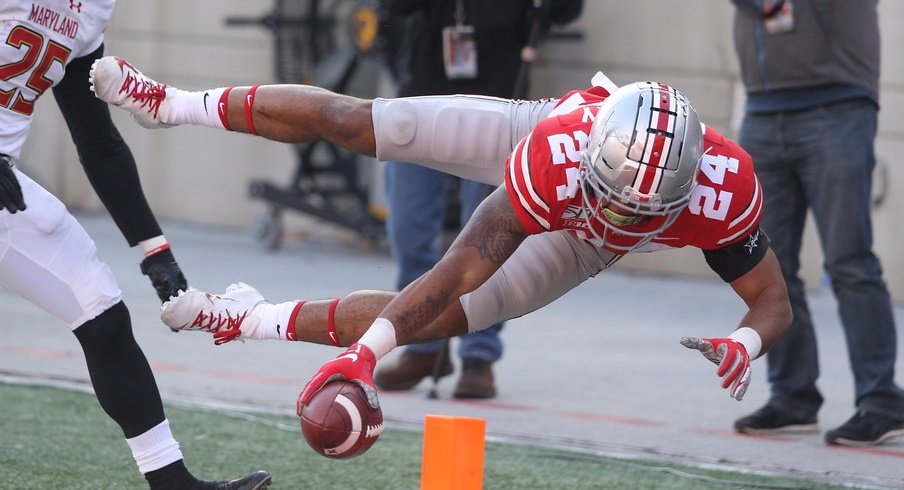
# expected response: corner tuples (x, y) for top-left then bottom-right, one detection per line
(298, 380), (384, 459)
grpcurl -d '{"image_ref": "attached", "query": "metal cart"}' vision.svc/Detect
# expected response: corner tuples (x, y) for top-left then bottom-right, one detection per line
(226, 0), (385, 250)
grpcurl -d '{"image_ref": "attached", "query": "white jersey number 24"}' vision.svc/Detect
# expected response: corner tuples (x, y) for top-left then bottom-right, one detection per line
(687, 154), (738, 221)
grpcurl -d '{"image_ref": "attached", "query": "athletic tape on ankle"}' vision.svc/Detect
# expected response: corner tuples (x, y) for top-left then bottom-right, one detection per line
(139, 235), (169, 257)
(218, 87), (233, 131)
(244, 85), (260, 135)
(327, 297), (342, 346)
(143, 243), (170, 257)
(286, 301), (305, 341)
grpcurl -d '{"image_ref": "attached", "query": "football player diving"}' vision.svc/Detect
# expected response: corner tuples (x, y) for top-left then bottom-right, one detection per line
(90, 56), (792, 416)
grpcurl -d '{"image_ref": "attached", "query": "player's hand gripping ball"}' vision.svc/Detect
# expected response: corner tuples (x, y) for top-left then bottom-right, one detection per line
(298, 380), (384, 459)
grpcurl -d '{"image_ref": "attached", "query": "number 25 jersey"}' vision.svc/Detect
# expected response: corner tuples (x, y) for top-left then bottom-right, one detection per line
(0, 0), (115, 159)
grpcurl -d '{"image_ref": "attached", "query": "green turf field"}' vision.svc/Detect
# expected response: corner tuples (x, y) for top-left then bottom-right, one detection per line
(0, 382), (851, 490)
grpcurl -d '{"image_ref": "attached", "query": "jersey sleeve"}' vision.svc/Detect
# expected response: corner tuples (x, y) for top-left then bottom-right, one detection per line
(504, 119), (575, 236)
(695, 128), (764, 250)
(703, 226), (771, 282)
(505, 132), (552, 235)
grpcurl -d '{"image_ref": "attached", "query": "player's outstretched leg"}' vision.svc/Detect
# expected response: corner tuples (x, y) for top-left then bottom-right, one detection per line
(162, 283), (398, 347)
(161, 282), (283, 343)
(91, 56), (378, 154)
(90, 56), (231, 131)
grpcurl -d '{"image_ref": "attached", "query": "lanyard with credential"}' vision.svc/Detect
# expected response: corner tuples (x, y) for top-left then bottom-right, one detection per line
(442, 0), (478, 79)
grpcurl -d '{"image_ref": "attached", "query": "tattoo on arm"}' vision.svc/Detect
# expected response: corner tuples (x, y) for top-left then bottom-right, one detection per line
(463, 194), (524, 265)
(395, 292), (449, 339)
(389, 190), (525, 341)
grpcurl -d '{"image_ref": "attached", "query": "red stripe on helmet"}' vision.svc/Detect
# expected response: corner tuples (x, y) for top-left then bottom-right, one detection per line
(634, 84), (672, 195)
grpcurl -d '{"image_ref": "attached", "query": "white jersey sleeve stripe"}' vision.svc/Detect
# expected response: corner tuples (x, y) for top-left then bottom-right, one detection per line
(509, 134), (552, 230)
(517, 133), (550, 214)
(716, 180), (763, 245)
(728, 174), (761, 229)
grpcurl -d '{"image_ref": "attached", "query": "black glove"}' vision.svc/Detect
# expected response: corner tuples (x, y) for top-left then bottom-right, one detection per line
(0, 154), (26, 213)
(140, 248), (188, 303)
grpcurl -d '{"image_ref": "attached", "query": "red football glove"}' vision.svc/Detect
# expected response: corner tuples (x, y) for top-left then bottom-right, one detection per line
(680, 336), (751, 401)
(297, 343), (379, 415)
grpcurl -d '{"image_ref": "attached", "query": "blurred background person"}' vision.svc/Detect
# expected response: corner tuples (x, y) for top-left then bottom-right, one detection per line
(373, 0), (583, 399)
(730, 0), (904, 446)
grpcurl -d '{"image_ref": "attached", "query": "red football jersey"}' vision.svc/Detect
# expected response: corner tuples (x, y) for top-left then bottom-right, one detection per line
(504, 86), (762, 254)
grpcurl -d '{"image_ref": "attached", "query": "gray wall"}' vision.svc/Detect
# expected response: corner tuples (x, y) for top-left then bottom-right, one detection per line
(21, 1), (904, 300)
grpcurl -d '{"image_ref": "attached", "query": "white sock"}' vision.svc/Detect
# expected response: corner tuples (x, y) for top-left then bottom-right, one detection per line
(126, 419), (184, 474)
(242, 301), (302, 341)
(164, 87), (229, 129)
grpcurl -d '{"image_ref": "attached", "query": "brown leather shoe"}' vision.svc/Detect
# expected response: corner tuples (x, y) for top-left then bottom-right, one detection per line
(374, 345), (453, 391)
(453, 359), (496, 399)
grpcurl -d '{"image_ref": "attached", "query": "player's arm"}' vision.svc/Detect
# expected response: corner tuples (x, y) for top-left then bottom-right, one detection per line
(700, 228), (792, 352)
(298, 186), (527, 407)
(723, 245), (791, 353)
(54, 45), (187, 303)
(681, 228), (792, 400)
(378, 186), (527, 344)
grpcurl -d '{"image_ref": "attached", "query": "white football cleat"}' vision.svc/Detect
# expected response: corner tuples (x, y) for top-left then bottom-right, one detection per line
(161, 282), (267, 344)
(89, 56), (174, 129)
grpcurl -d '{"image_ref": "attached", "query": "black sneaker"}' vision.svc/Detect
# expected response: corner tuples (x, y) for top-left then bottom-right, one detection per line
(825, 409), (904, 447)
(734, 404), (818, 434)
(210, 470), (272, 490)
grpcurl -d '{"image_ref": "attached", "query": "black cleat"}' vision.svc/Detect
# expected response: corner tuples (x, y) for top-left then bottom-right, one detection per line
(210, 471), (272, 490)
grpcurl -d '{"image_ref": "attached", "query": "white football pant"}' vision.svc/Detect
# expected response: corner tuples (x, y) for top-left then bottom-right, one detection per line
(0, 169), (121, 329)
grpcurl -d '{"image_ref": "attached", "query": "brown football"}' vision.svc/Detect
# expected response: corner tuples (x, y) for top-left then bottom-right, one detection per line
(299, 380), (384, 459)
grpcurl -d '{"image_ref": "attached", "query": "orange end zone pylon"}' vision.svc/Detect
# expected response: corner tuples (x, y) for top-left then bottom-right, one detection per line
(420, 415), (486, 490)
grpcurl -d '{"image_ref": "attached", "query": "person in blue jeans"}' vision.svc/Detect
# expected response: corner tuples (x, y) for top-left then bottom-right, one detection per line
(379, 162), (504, 398)
(731, 0), (904, 446)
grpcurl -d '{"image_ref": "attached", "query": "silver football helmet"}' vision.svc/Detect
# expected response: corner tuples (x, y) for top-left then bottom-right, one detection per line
(579, 81), (704, 252)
